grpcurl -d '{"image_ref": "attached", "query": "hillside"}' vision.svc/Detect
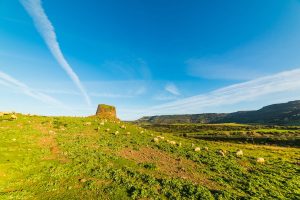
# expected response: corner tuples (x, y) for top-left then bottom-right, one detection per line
(136, 100), (300, 125)
(0, 113), (299, 199)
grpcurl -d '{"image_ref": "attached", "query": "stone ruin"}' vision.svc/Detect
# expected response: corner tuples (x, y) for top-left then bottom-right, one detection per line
(96, 104), (118, 119)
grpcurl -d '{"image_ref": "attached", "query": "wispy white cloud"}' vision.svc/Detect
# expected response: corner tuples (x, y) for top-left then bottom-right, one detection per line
(89, 92), (134, 98)
(145, 68), (300, 116)
(20, 0), (91, 106)
(0, 70), (66, 107)
(165, 82), (180, 96)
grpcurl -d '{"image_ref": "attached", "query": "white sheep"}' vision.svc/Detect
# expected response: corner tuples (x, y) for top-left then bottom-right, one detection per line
(194, 147), (201, 152)
(218, 150), (226, 157)
(236, 150), (243, 157)
(168, 140), (176, 145)
(153, 137), (159, 143)
(256, 157), (265, 163)
(121, 125), (126, 129)
(10, 114), (17, 120)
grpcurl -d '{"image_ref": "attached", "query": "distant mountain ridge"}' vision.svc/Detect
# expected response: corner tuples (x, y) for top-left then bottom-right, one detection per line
(136, 100), (300, 125)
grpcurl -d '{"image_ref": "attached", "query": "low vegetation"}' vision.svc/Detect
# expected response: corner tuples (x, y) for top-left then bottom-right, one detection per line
(0, 113), (299, 199)
(140, 123), (300, 147)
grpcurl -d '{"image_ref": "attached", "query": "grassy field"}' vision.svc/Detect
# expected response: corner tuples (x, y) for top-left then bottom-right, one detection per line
(0, 114), (300, 199)
(140, 123), (300, 147)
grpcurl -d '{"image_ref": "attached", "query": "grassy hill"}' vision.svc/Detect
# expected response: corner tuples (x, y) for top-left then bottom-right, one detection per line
(0, 113), (299, 199)
(136, 100), (300, 125)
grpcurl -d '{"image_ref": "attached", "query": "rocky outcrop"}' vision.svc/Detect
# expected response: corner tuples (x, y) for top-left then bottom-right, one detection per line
(96, 104), (118, 119)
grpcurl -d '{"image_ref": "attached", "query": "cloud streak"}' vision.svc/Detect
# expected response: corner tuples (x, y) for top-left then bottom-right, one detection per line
(20, 0), (91, 106)
(0, 70), (66, 107)
(145, 68), (300, 116)
(165, 82), (180, 96)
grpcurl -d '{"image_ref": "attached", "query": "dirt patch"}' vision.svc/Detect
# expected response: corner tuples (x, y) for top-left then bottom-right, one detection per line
(118, 147), (221, 190)
(36, 124), (68, 163)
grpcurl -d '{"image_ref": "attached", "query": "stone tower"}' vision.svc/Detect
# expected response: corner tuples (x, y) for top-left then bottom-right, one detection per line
(96, 104), (117, 119)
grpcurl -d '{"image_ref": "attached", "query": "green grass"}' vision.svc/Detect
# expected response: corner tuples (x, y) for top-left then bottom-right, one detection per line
(0, 114), (300, 199)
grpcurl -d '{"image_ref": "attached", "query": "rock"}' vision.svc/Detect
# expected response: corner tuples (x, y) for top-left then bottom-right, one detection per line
(96, 104), (118, 119)
(194, 147), (201, 152)
(236, 150), (243, 157)
(256, 157), (265, 163)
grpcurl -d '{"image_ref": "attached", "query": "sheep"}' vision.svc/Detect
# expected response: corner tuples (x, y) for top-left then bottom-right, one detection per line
(10, 114), (17, 120)
(218, 150), (226, 157)
(168, 140), (176, 145)
(114, 131), (119, 135)
(153, 137), (159, 143)
(121, 125), (126, 129)
(126, 132), (131, 135)
(105, 128), (110, 132)
(157, 136), (165, 140)
(204, 147), (209, 151)
(100, 121), (105, 125)
(140, 130), (144, 134)
(194, 147), (201, 152)
(256, 157), (265, 163)
(236, 150), (243, 157)
(83, 122), (92, 126)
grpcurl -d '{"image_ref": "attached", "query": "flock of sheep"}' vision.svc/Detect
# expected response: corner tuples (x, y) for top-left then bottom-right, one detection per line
(1, 113), (266, 164)
(152, 133), (265, 163)
(0, 112), (17, 120)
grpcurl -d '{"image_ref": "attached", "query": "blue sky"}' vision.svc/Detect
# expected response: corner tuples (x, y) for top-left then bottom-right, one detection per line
(1, 0), (300, 119)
